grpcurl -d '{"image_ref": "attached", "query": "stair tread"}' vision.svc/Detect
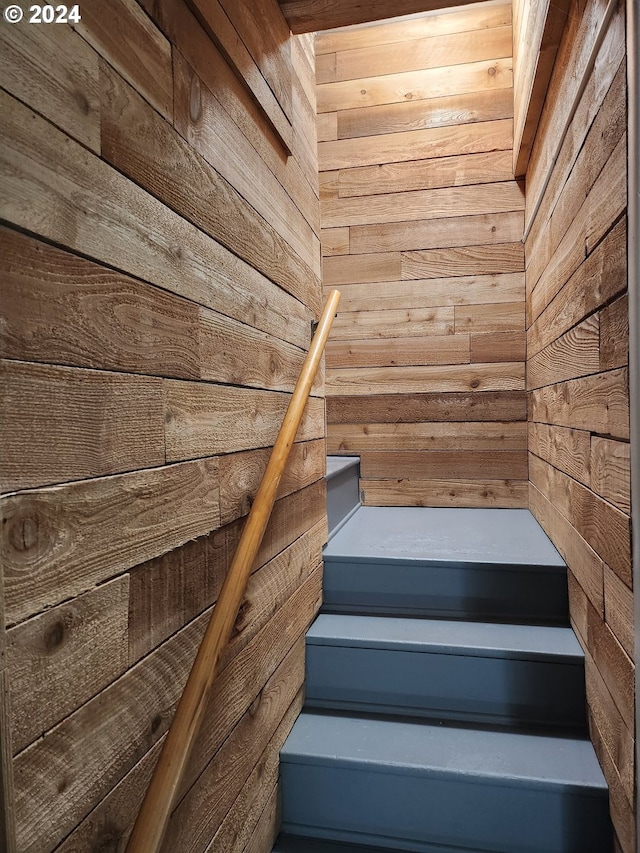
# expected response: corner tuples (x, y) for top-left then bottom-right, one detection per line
(307, 614), (583, 661)
(324, 507), (565, 568)
(326, 455), (360, 479)
(281, 712), (607, 792)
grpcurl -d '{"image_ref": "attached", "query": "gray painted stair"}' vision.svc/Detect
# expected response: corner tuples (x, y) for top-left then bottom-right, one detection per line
(279, 713), (610, 853)
(305, 614), (587, 732)
(323, 506), (569, 625)
(326, 455), (360, 538)
(274, 462), (612, 852)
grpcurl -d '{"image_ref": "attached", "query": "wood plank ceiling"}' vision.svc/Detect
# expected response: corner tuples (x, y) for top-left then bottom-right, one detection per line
(279, 0), (488, 33)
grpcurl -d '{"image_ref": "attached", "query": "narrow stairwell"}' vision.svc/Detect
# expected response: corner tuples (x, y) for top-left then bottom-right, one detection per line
(272, 457), (612, 853)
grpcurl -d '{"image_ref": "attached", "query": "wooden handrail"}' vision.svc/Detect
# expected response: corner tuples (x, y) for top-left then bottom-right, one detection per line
(125, 289), (341, 853)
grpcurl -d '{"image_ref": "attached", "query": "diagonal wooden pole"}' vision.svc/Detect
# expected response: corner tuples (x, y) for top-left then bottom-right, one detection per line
(126, 289), (341, 853)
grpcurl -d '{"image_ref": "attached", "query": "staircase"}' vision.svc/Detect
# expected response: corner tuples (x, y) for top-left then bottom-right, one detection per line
(272, 457), (612, 853)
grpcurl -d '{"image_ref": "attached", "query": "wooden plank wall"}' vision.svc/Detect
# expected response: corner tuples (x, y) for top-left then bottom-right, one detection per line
(0, 2), (324, 851)
(318, 2), (529, 508)
(521, 0), (634, 849)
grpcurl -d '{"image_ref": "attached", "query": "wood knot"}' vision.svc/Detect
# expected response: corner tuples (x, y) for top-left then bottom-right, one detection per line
(44, 621), (65, 651)
(150, 713), (163, 735)
(190, 72), (202, 123)
(488, 66), (497, 76)
(7, 512), (40, 552)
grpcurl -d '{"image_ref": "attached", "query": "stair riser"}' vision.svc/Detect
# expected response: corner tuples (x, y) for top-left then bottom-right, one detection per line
(323, 560), (569, 625)
(327, 460), (360, 537)
(280, 762), (611, 853)
(305, 645), (587, 732)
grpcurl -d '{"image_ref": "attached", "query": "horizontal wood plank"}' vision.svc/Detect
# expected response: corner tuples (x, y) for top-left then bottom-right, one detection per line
(327, 362), (525, 395)
(319, 118), (513, 170)
(338, 150), (514, 197)
(74, 0), (173, 120)
(360, 450), (528, 479)
(0, 228), (202, 378)
(336, 88), (514, 140)
(0, 14), (100, 151)
(529, 368), (629, 440)
(361, 478), (527, 508)
(603, 567), (633, 659)
(529, 454), (631, 584)
(402, 243), (524, 279)
(0, 361), (165, 492)
(315, 4), (512, 53)
(100, 62), (318, 307)
(331, 307), (454, 340)
(327, 391), (527, 423)
(3, 459), (221, 625)
(527, 313), (600, 389)
(323, 253), (401, 285)
(350, 211), (524, 254)
(0, 90), (314, 339)
(328, 273), (524, 312)
(529, 482), (604, 614)
(322, 181), (524, 228)
(590, 437), (631, 514)
(317, 59), (513, 113)
(326, 335), (470, 368)
(329, 422), (527, 452)
(163, 382), (324, 462)
(8, 578), (129, 753)
(471, 331), (526, 362)
(334, 25), (512, 81)
(528, 421), (591, 487)
(455, 302), (525, 333)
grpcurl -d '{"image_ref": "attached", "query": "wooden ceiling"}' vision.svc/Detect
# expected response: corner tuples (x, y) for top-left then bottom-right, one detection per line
(279, 0), (489, 34)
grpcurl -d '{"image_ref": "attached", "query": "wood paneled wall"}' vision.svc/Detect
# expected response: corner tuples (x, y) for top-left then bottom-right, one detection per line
(0, 2), (323, 850)
(521, 1), (634, 849)
(318, 3), (528, 508)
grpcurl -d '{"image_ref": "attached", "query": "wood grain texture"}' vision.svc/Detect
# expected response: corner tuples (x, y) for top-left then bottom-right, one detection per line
(334, 26), (512, 81)
(315, 4), (512, 52)
(590, 437), (631, 514)
(529, 368), (629, 440)
(173, 51), (319, 277)
(14, 567), (320, 853)
(0, 14), (100, 151)
(100, 62), (318, 307)
(329, 422), (526, 453)
(322, 181), (524, 228)
(319, 118), (513, 170)
(530, 455), (631, 585)
(471, 331), (526, 363)
(3, 460), (221, 625)
(8, 578), (129, 754)
(361, 450), (528, 480)
(402, 243), (524, 280)
(529, 483), (604, 615)
(154, 0), (319, 229)
(339, 150), (514, 196)
(317, 60), (512, 113)
(0, 228), (202, 378)
(74, 0), (173, 120)
(328, 391), (527, 424)
(350, 212), (524, 255)
(0, 91), (313, 340)
(328, 273), (524, 312)
(528, 422), (590, 487)
(0, 361), (165, 492)
(331, 307), (454, 340)
(361, 478), (528, 508)
(337, 89), (514, 140)
(326, 336), (470, 369)
(218, 440), (325, 524)
(164, 382), (324, 461)
(526, 313), (600, 389)
(280, 0), (490, 33)
(327, 363), (525, 396)
(603, 567), (633, 660)
(183, 0), (292, 150)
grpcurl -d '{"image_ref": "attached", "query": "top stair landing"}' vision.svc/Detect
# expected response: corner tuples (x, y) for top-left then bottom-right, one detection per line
(323, 505), (569, 626)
